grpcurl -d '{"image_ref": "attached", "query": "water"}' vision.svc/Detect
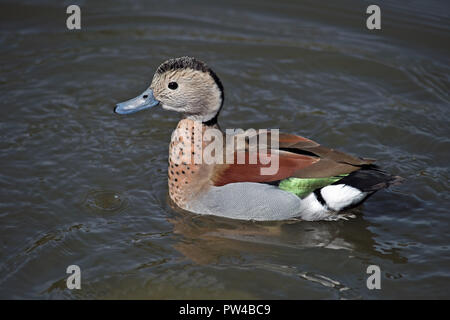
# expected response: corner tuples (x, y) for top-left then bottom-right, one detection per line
(0, 0), (449, 299)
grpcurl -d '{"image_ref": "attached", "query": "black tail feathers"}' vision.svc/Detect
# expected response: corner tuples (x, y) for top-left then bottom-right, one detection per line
(333, 167), (404, 193)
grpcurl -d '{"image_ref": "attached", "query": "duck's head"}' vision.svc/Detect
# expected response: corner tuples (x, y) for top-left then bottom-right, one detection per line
(115, 56), (224, 124)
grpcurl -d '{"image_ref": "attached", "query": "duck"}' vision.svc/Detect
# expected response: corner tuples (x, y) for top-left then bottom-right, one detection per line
(115, 56), (403, 221)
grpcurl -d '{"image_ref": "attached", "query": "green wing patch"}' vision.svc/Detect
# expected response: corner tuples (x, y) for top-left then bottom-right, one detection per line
(279, 175), (348, 198)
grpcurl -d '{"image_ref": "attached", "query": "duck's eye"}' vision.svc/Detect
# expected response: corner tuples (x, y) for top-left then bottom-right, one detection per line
(168, 82), (178, 90)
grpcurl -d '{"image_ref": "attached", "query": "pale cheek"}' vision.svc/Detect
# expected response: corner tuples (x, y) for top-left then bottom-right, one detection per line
(156, 91), (172, 102)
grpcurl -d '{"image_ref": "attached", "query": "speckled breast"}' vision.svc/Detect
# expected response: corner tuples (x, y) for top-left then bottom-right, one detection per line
(168, 119), (216, 208)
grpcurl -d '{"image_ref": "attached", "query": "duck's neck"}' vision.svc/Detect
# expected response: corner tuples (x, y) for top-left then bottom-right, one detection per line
(185, 112), (220, 126)
(201, 113), (219, 126)
(167, 119), (219, 207)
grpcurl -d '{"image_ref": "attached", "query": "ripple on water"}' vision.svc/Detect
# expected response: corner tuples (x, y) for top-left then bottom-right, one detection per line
(83, 190), (129, 213)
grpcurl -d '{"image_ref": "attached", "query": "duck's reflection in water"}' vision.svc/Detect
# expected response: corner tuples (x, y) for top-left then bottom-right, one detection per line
(167, 198), (407, 266)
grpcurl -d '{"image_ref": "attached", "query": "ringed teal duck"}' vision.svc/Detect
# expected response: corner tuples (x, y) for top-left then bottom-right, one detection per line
(115, 56), (403, 221)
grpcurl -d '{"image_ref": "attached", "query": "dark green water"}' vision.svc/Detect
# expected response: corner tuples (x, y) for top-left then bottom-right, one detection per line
(0, 0), (449, 299)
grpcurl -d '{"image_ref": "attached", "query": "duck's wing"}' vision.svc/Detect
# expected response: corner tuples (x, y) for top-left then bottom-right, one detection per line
(211, 132), (375, 186)
(277, 132), (375, 178)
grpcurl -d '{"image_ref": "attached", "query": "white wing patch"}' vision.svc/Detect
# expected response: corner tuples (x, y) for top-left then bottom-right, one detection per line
(320, 184), (367, 211)
(296, 193), (330, 221)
